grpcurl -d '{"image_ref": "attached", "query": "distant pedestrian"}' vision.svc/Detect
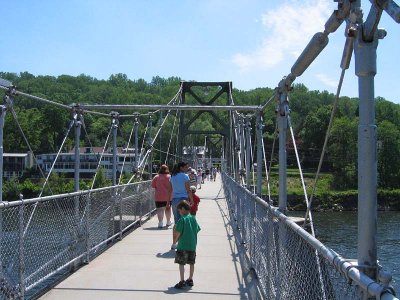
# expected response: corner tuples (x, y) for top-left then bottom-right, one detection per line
(173, 200), (201, 289)
(205, 168), (210, 181)
(212, 167), (217, 182)
(151, 164), (172, 228)
(196, 169), (202, 189)
(189, 186), (200, 216)
(170, 162), (193, 250)
(188, 168), (197, 186)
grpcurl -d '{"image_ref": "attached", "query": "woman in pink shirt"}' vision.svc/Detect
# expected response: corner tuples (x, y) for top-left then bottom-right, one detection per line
(151, 164), (172, 228)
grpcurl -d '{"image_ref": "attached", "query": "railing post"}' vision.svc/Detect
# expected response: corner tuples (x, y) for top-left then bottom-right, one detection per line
(147, 114), (153, 179)
(278, 81), (289, 214)
(119, 191), (123, 240)
(0, 105), (6, 202)
(72, 107), (82, 271)
(245, 115), (252, 190)
(133, 113), (139, 173)
(0, 102), (6, 296)
(85, 194), (91, 264)
(18, 195), (25, 299)
(256, 111), (263, 197)
(231, 114), (239, 180)
(73, 107), (82, 193)
(354, 3), (384, 283)
(111, 112), (119, 186)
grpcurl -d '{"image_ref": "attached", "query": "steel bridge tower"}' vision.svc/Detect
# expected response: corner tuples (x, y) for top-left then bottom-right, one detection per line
(177, 81), (233, 170)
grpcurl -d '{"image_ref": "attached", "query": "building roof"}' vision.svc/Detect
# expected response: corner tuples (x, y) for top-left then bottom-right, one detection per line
(3, 153), (28, 157)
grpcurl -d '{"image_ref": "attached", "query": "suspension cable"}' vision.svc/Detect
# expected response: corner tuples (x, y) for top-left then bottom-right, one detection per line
(6, 104), (55, 195)
(153, 146), (182, 160)
(165, 109), (178, 165)
(260, 94), (276, 112)
(126, 149), (151, 184)
(287, 115), (316, 237)
(140, 118), (149, 156)
(22, 117), (76, 239)
(80, 115), (102, 168)
(269, 119), (278, 172)
(261, 127), (272, 204)
(89, 125), (113, 190)
(250, 126), (256, 194)
(39, 120), (74, 197)
(304, 68), (346, 227)
(117, 121), (135, 185)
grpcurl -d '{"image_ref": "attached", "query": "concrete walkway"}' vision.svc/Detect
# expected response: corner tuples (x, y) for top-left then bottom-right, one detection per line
(40, 176), (251, 299)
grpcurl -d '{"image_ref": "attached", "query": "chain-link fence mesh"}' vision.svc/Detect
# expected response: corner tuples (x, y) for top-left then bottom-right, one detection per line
(0, 181), (154, 299)
(222, 173), (397, 300)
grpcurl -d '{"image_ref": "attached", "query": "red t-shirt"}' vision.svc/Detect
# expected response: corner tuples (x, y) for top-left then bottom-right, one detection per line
(190, 194), (200, 214)
(151, 174), (171, 202)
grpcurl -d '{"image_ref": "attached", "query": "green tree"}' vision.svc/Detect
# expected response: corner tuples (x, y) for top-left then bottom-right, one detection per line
(377, 120), (400, 188)
(92, 167), (111, 189)
(3, 177), (21, 201)
(328, 117), (358, 189)
(300, 105), (332, 168)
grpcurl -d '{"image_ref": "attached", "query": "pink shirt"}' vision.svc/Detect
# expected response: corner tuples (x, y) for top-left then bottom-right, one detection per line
(151, 174), (171, 202)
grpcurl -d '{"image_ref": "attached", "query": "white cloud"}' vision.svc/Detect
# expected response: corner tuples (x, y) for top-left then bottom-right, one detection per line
(231, 0), (332, 71)
(315, 73), (338, 88)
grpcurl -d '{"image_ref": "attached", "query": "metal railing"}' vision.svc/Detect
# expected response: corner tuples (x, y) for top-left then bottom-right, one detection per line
(0, 181), (154, 299)
(222, 173), (398, 300)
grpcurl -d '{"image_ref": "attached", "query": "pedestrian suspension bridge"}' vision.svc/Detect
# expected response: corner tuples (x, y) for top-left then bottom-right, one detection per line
(0, 1), (399, 299)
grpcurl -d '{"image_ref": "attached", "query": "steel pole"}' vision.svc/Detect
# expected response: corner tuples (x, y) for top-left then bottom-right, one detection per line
(73, 112), (81, 271)
(0, 105), (6, 297)
(221, 136), (226, 171)
(278, 92), (289, 213)
(256, 112), (263, 196)
(134, 114), (139, 173)
(74, 115), (81, 192)
(111, 113), (119, 186)
(148, 114), (153, 179)
(232, 115), (240, 181)
(239, 117), (246, 184)
(0, 105), (6, 202)
(245, 116), (252, 190)
(355, 24), (379, 280)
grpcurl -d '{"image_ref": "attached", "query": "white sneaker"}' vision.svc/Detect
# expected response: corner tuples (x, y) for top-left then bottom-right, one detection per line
(166, 221), (172, 227)
(158, 221), (163, 228)
(171, 243), (177, 250)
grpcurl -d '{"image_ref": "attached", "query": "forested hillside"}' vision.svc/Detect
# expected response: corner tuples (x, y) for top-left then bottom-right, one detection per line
(1, 72), (400, 203)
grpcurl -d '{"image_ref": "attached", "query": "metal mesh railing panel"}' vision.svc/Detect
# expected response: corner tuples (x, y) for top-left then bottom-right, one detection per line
(119, 182), (154, 231)
(221, 173), (393, 300)
(23, 198), (76, 290)
(0, 181), (153, 299)
(87, 188), (117, 256)
(1, 207), (21, 299)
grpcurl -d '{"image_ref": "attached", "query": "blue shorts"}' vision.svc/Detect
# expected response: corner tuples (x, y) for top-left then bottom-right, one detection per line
(171, 197), (187, 223)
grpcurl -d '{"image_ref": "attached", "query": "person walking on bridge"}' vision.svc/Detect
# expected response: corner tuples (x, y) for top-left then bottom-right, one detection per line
(170, 162), (193, 250)
(151, 164), (172, 228)
(173, 200), (201, 289)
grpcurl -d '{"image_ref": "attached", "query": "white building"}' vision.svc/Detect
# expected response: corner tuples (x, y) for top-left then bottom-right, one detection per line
(3, 152), (34, 178)
(36, 147), (142, 179)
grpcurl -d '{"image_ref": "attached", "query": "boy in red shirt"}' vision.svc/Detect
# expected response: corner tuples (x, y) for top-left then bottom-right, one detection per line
(189, 186), (200, 216)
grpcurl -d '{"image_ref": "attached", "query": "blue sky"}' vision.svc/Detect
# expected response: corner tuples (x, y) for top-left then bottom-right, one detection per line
(1, 0), (399, 103)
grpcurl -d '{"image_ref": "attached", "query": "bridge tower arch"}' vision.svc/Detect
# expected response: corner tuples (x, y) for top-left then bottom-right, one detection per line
(177, 81), (233, 170)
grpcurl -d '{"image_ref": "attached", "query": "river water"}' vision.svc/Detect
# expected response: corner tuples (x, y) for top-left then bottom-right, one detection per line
(289, 211), (399, 294)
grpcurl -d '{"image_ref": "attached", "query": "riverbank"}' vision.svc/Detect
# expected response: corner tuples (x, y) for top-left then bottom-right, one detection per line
(266, 190), (400, 211)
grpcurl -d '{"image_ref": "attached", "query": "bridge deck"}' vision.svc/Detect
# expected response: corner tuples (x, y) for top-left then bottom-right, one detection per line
(39, 177), (251, 299)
